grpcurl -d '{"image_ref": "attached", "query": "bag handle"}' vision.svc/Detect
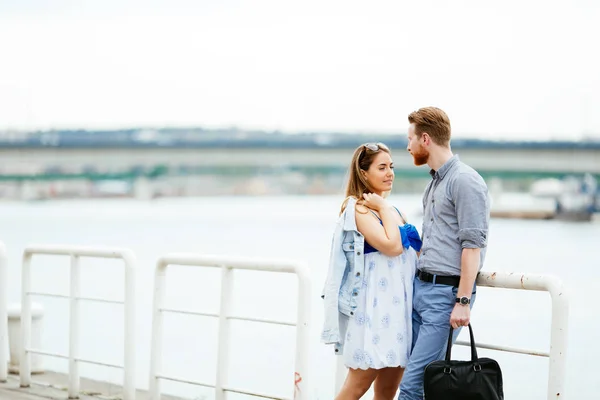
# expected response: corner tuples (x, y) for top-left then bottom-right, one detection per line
(445, 323), (478, 362)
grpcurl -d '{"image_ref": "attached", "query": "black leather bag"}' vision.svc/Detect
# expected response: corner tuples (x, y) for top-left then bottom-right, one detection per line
(424, 324), (504, 400)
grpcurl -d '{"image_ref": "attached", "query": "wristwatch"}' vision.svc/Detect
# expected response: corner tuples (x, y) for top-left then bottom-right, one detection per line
(456, 296), (470, 306)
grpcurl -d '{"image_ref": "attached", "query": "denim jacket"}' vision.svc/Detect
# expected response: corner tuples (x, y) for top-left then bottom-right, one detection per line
(320, 197), (423, 354)
(320, 197), (365, 353)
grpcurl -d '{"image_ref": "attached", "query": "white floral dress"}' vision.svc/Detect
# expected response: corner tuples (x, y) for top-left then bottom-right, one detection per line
(343, 246), (417, 370)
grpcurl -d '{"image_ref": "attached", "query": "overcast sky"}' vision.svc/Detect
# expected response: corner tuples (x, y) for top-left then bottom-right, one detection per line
(1, 0), (598, 140)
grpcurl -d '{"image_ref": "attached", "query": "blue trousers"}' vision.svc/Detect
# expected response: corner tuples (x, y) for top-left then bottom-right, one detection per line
(398, 276), (476, 400)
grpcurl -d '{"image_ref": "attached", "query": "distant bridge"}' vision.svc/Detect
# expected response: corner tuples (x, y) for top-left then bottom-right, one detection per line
(0, 146), (598, 181)
(0, 134), (599, 181)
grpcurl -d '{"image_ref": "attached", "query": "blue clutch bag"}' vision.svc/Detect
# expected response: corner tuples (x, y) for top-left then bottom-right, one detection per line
(399, 223), (423, 252)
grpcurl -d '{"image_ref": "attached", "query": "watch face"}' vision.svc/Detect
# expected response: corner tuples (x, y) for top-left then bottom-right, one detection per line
(460, 297), (470, 305)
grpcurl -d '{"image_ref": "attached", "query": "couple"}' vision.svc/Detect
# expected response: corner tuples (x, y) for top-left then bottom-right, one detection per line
(321, 107), (491, 400)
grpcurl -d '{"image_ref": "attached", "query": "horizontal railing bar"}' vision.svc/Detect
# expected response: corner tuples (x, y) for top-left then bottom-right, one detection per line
(158, 254), (305, 275)
(155, 374), (215, 388)
(27, 291), (123, 304)
(26, 349), (68, 359)
(76, 296), (124, 305)
(455, 340), (550, 357)
(74, 357), (123, 369)
(26, 349), (124, 367)
(27, 291), (69, 299)
(157, 308), (296, 327)
(159, 307), (219, 318)
(476, 271), (564, 295)
(222, 385), (290, 399)
(24, 245), (135, 261)
(228, 315), (296, 327)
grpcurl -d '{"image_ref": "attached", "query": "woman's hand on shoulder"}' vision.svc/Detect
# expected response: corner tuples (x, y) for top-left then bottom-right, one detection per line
(362, 193), (388, 211)
(355, 201), (404, 257)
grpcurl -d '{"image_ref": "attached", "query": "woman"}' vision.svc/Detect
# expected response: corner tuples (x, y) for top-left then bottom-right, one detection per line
(321, 142), (421, 400)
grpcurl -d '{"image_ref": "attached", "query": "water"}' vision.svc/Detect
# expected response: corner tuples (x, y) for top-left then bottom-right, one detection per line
(0, 195), (598, 399)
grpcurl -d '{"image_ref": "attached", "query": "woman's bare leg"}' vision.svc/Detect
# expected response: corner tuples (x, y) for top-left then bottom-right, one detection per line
(373, 367), (404, 400)
(335, 367), (379, 400)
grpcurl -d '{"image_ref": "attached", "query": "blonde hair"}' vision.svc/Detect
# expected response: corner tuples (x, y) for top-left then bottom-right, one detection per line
(340, 142), (391, 215)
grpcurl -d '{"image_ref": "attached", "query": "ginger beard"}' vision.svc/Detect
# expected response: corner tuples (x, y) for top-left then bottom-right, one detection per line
(410, 142), (430, 166)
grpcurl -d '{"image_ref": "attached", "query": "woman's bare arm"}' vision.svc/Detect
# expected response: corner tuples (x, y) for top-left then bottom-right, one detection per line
(356, 196), (403, 257)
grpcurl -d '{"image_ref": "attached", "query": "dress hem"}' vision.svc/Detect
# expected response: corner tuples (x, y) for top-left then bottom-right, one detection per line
(344, 362), (408, 371)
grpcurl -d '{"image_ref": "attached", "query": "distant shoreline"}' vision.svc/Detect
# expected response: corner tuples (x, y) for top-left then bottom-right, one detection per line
(1, 128), (599, 150)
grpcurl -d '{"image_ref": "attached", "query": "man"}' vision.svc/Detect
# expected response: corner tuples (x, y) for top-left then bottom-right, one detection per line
(398, 107), (490, 399)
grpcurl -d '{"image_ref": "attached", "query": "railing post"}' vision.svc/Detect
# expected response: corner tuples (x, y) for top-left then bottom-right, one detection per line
(214, 265), (233, 400)
(20, 253), (32, 388)
(123, 251), (136, 400)
(69, 255), (81, 399)
(149, 261), (167, 400)
(546, 277), (569, 400)
(0, 242), (7, 382)
(293, 266), (311, 400)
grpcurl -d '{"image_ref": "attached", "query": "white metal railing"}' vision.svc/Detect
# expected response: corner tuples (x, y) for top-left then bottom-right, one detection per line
(148, 254), (312, 400)
(19, 245), (137, 400)
(0, 241), (7, 382)
(468, 271), (569, 400)
(334, 271), (570, 400)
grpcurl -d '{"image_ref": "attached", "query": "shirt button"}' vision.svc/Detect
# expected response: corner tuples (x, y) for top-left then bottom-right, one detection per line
(335, 349), (339, 353)
(352, 292), (358, 296)
(430, 218), (433, 222)
(350, 311), (354, 315)
(432, 199), (435, 203)
(357, 251), (361, 255)
(356, 272), (361, 277)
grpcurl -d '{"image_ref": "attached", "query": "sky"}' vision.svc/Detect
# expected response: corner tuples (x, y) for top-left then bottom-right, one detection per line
(0, 0), (599, 140)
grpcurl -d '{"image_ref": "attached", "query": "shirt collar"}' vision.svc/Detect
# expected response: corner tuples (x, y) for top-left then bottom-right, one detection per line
(429, 154), (459, 180)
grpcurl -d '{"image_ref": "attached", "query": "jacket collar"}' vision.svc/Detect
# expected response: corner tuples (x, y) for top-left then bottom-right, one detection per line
(342, 197), (359, 232)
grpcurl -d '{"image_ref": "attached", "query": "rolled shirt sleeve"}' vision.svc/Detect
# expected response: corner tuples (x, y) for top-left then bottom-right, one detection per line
(453, 172), (490, 249)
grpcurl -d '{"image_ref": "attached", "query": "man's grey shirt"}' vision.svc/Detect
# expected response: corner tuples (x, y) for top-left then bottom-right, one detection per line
(418, 155), (490, 276)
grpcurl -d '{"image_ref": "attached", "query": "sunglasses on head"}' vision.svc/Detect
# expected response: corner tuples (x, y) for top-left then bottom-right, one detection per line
(363, 142), (386, 151)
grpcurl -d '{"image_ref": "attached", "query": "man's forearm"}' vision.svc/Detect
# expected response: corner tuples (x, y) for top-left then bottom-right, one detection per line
(457, 248), (480, 298)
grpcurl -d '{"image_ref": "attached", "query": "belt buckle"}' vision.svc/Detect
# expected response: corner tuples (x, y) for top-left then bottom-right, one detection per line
(418, 270), (433, 283)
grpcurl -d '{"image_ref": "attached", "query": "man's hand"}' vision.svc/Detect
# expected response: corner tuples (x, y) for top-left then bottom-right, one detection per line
(449, 303), (470, 329)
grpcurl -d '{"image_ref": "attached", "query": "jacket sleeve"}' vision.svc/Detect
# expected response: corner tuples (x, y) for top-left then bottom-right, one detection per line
(320, 220), (346, 344)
